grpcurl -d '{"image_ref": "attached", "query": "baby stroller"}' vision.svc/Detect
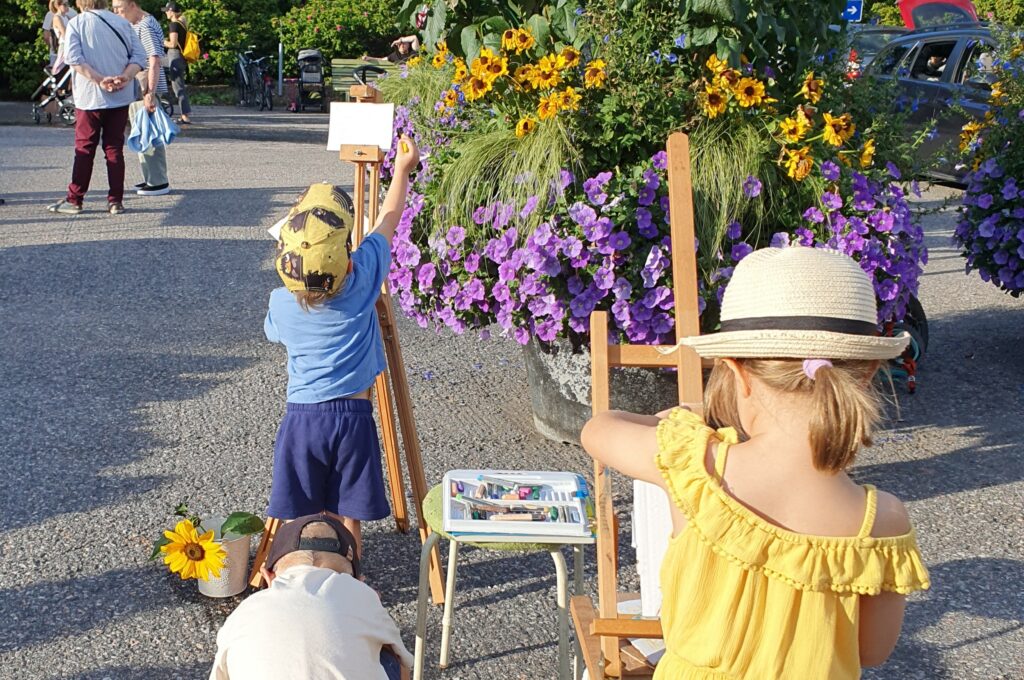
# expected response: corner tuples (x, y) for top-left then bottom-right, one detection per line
(295, 49), (327, 112)
(31, 65), (76, 125)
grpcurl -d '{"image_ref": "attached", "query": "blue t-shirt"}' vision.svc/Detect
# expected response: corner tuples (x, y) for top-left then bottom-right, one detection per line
(265, 233), (390, 403)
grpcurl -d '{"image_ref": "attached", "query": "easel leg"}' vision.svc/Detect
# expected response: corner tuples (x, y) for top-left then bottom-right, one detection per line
(551, 547), (571, 680)
(438, 539), (459, 668)
(374, 368), (411, 533)
(573, 545), (585, 680)
(248, 516), (281, 588)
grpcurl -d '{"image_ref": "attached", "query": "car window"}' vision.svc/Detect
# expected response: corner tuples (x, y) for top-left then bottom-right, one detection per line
(912, 4), (975, 27)
(908, 40), (958, 81)
(875, 42), (917, 75)
(958, 38), (998, 90)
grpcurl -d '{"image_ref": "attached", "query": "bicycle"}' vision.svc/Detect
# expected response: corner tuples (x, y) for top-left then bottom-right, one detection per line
(235, 46), (274, 110)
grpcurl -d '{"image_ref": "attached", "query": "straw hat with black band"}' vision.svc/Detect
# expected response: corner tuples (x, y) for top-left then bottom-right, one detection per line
(674, 247), (908, 360)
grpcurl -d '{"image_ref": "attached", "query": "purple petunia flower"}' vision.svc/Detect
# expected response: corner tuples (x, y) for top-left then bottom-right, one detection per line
(770, 232), (790, 248)
(742, 175), (762, 198)
(521, 195), (540, 218)
(638, 186), (656, 206)
(803, 207), (825, 223)
(885, 162), (901, 179)
(636, 207), (657, 239)
(821, 160), (840, 181)
(730, 243), (753, 261)
(652, 151), (667, 170)
(594, 267), (615, 289)
(416, 262), (436, 289)
(569, 202), (597, 228)
(609, 231), (632, 251)
(726, 221), (742, 240)
(821, 192), (842, 210)
(446, 225), (466, 245)
(977, 193), (994, 209)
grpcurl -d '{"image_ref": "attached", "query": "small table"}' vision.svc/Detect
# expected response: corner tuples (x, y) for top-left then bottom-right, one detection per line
(414, 484), (594, 680)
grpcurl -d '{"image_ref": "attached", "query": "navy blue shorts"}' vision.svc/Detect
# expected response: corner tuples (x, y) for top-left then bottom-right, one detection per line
(268, 398), (391, 521)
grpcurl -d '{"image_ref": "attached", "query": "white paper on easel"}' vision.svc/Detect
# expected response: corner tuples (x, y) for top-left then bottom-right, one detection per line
(632, 479), (673, 617)
(326, 102), (395, 151)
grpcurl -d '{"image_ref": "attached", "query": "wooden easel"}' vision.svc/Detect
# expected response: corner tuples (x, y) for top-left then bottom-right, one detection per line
(570, 132), (705, 678)
(248, 84), (446, 605)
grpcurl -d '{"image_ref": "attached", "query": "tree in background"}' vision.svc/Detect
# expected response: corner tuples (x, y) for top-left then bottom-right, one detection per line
(1, 0), (49, 98)
(274, 0), (400, 73)
(866, 0), (1024, 25)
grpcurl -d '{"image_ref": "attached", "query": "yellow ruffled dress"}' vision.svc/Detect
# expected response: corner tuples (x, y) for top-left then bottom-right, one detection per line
(653, 409), (930, 680)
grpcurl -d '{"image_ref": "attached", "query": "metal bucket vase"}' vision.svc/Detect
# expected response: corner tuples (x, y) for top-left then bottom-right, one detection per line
(197, 516), (252, 598)
(523, 338), (681, 444)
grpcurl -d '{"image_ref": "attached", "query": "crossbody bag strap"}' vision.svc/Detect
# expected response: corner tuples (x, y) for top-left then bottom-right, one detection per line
(89, 10), (131, 61)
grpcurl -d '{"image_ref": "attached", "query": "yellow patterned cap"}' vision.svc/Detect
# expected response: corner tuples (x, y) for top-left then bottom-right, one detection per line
(275, 184), (355, 294)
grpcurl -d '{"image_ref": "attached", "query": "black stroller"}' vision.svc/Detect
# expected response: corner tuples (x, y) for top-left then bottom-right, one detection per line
(296, 49), (327, 112)
(31, 65), (76, 125)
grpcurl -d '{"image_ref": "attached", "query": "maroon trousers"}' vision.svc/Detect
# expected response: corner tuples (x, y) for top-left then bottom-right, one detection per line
(66, 105), (130, 206)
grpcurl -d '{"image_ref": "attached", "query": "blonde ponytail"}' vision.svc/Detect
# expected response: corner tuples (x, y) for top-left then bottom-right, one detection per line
(704, 358), (882, 472)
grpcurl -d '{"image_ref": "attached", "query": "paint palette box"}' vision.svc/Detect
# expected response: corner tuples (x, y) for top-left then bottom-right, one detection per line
(442, 469), (595, 539)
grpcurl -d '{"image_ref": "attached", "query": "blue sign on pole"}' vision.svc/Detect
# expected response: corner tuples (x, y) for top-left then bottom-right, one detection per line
(843, 0), (864, 22)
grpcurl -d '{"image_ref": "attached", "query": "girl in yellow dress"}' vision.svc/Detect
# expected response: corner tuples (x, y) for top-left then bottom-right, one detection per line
(582, 246), (930, 679)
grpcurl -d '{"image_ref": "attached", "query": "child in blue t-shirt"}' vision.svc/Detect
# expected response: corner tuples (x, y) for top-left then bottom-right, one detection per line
(264, 136), (419, 553)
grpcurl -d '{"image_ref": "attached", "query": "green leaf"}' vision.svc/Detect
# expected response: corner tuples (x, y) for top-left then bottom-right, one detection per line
(149, 536), (170, 561)
(526, 14), (551, 50)
(220, 512), (266, 537)
(461, 25), (481, 61)
(422, 0), (448, 52)
(688, 25), (719, 47)
(480, 16), (511, 36)
(690, 0), (733, 21)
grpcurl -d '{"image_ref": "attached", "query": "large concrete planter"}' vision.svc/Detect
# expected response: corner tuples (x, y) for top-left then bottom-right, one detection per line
(523, 338), (680, 444)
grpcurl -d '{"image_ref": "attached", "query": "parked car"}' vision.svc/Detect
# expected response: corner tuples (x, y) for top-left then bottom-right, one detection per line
(867, 23), (994, 182)
(848, 25), (909, 70)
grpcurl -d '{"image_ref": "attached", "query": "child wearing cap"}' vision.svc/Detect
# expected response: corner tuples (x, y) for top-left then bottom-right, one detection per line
(264, 136), (419, 554)
(581, 247), (930, 679)
(209, 513), (413, 680)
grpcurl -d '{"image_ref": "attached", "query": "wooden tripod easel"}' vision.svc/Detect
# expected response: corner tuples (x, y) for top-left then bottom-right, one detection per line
(570, 132), (705, 678)
(248, 84), (445, 605)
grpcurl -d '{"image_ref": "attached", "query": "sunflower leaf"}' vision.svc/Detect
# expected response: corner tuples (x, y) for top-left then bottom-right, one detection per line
(221, 512), (266, 537)
(149, 536), (171, 561)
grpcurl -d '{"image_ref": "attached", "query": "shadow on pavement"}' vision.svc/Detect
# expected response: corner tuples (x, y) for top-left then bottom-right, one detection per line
(0, 238), (275, 532)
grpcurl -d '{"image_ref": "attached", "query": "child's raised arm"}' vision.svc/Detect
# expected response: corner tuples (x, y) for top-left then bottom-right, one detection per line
(368, 135), (419, 245)
(580, 410), (665, 487)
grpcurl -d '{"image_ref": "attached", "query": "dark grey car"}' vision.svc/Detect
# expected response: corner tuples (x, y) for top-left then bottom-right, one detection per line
(867, 24), (996, 181)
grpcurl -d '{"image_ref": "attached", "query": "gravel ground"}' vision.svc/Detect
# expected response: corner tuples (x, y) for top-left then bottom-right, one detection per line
(0, 112), (1021, 680)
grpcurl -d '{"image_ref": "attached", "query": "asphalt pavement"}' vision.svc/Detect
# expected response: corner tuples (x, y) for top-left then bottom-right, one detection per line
(0, 105), (1021, 679)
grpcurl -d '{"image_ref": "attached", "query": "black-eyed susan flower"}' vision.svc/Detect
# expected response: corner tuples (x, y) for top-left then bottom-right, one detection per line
(452, 58), (468, 83)
(705, 53), (728, 74)
(465, 75), (491, 102)
(822, 112), (855, 146)
(538, 92), (560, 120)
(514, 28), (535, 54)
(557, 86), (581, 111)
(533, 55), (562, 89)
(800, 72), (823, 104)
(484, 55), (509, 82)
(431, 52), (447, 69)
(160, 519), (225, 581)
(700, 85), (727, 118)
(784, 146), (814, 181)
(733, 77), (765, 108)
(515, 116), (538, 137)
(557, 46), (581, 70)
(514, 64), (537, 89)
(780, 110), (810, 142)
(583, 59), (606, 88)
(501, 29), (517, 52)
(859, 138), (876, 167)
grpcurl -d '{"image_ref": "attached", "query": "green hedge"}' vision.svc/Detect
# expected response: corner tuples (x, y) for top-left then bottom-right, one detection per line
(0, 0), (49, 98)
(867, 0), (1024, 25)
(275, 0), (400, 75)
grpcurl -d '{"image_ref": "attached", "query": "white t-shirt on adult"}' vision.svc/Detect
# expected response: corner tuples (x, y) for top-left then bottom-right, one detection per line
(42, 9), (77, 32)
(209, 565), (414, 680)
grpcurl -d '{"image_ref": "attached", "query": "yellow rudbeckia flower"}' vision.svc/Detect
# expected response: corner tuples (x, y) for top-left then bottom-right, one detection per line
(859, 138), (876, 167)
(431, 52), (447, 69)
(584, 59), (607, 88)
(557, 46), (581, 70)
(515, 116), (538, 137)
(160, 519), (226, 581)
(700, 85), (728, 118)
(514, 28), (535, 54)
(733, 77), (766, 108)
(484, 55), (509, 82)
(452, 58), (468, 83)
(464, 75), (491, 102)
(501, 29), (517, 52)
(783, 146), (814, 181)
(780, 108), (811, 142)
(407, 56), (422, 68)
(514, 64), (537, 89)
(538, 92), (560, 120)
(533, 56), (562, 89)
(822, 112), (855, 147)
(800, 71), (823, 104)
(705, 53), (728, 74)
(557, 86), (581, 111)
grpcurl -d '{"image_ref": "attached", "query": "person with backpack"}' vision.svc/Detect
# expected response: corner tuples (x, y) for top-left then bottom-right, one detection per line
(161, 1), (192, 124)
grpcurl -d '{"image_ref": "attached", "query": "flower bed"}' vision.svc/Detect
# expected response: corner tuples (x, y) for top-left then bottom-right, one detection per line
(379, 1), (930, 346)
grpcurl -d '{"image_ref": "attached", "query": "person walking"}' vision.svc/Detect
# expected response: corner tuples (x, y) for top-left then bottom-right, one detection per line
(47, 0), (146, 215)
(161, 1), (192, 124)
(113, 0), (171, 196)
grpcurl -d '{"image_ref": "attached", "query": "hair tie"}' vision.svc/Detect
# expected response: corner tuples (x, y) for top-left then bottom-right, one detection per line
(803, 359), (832, 380)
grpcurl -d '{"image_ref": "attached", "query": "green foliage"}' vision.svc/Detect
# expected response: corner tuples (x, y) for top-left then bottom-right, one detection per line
(178, 0), (287, 82)
(397, 0), (582, 60)
(868, 0), (1024, 25)
(220, 512), (266, 537)
(0, 0), (49, 98)
(274, 0), (400, 73)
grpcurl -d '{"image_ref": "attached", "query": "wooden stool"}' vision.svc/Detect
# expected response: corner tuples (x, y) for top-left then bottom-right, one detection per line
(413, 484), (593, 680)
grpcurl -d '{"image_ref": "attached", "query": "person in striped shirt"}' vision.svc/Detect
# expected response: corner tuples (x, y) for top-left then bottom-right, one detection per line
(113, 0), (172, 196)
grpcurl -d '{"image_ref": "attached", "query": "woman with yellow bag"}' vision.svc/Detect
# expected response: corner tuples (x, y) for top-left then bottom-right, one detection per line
(161, 1), (193, 124)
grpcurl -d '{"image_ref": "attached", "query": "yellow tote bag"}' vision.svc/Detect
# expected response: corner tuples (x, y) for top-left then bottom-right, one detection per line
(182, 30), (200, 63)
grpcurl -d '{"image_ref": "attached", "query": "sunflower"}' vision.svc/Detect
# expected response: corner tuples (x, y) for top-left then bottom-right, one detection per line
(514, 28), (535, 54)
(557, 86), (581, 111)
(859, 138), (876, 168)
(783, 146), (814, 181)
(705, 53), (728, 74)
(452, 58), (468, 83)
(800, 72), (823, 104)
(532, 55), (562, 89)
(700, 85), (728, 118)
(822, 112), (855, 147)
(161, 519), (225, 581)
(501, 29), (518, 52)
(515, 116), (538, 137)
(557, 46), (581, 70)
(538, 92), (560, 120)
(584, 59), (607, 88)
(779, 111), (810, 142)
(733, 77), (766, 108)
(464, 75), (491, 102)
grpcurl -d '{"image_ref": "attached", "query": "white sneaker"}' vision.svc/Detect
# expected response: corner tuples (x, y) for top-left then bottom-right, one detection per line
(137, 183), (170, 196)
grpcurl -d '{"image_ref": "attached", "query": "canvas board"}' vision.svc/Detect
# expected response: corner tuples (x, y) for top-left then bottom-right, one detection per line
(326, 102), (395, 151)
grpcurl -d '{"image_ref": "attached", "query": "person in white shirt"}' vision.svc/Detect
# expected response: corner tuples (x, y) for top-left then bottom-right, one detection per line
(43, 1), (78, 67)
(209, 514), (413, 680)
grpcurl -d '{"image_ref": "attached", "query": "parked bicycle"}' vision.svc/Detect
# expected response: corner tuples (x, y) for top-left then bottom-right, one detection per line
(235, 46), (274, 111)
